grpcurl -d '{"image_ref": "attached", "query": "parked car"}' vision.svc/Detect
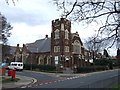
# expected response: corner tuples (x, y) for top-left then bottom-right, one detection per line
(8, 62), (23, 71)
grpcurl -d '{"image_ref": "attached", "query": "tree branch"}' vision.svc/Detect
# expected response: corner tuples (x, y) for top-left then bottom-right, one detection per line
(85, 11), (120, 20)
(65, 0), (77, 18)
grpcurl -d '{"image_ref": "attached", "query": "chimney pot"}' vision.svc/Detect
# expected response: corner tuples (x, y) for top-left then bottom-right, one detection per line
(17, 44), (19, 47)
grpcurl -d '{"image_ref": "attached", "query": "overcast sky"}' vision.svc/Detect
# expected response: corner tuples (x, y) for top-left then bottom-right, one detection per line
(0, 0), (117, 56)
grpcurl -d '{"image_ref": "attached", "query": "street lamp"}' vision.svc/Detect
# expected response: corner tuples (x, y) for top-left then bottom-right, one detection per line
(30, 53), (32, 70)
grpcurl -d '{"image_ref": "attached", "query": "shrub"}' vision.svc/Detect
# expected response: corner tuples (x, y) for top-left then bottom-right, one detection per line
(2, 78), (20, 83)
(24, 64), (31, 70)
(94, 59), (120, 67)
(94, 59), (110, 65)
(24, 64), (56, 71)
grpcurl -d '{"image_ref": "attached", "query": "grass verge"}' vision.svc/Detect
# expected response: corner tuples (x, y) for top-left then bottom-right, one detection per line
(114, 84), (120, 89)
(2, 78), (20, 83)
(110, 84), (120, 90)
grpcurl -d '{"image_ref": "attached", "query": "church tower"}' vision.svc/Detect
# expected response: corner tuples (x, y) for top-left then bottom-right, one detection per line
(51, 18), (72, 69)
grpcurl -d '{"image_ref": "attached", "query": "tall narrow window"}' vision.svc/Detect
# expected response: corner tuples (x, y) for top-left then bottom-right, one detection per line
(54, 46), (57, 52)
(61, 23), (64, 31)
(55, 29), (60, 39)
(65, 29), (69, 39)
(57, 46), (60, 52)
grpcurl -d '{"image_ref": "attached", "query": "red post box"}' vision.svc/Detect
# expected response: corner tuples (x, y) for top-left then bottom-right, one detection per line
(8, 70), (12, 76)
(12, 69), (16, 80)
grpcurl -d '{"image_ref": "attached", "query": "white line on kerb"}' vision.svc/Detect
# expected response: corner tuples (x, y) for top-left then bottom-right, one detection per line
(44, 83), (48, 84)
(39, 84), (43, 85)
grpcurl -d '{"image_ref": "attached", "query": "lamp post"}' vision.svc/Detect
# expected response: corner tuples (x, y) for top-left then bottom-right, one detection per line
(30, 53), (32, 70)
(71, 56), (73, 70)
(50, 55), (52, 65)
(55, 56), (58, 75)
(60, 55), (65, 70)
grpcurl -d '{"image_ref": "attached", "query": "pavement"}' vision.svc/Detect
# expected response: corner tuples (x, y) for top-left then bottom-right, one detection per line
(24, 70), (86, 77)
(2, 74), (37, 89)
(23, 69), (117, 77)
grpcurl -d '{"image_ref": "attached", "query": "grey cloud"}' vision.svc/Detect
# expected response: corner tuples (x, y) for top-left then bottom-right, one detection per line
(0, 3), (50, 26)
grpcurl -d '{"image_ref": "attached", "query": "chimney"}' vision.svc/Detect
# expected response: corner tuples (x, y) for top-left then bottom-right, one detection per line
(17, 44), (19, 47)
(45, 35), (48, 38)
(23, 44), (25, 47)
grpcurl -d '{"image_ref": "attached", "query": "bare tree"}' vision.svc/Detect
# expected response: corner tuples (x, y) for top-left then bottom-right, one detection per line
(53, 0), (120, 48)
(84, 35), (107, 61)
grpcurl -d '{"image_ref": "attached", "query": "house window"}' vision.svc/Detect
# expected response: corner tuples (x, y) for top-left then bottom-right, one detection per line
(55, 29), (60, 39)
(54, 46), (60, 52)
(65, 46), (69, 52)
(65, 29), (69, 39)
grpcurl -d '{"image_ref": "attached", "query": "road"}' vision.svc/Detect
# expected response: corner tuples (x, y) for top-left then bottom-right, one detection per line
(17, 69), (120, 88)
(16, 70), (62, 82)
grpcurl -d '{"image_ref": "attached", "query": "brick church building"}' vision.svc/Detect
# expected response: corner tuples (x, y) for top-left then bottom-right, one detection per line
(14, 18), (90, 70)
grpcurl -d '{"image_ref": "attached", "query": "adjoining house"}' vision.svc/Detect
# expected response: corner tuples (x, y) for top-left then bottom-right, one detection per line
(9, 18), (92, 71)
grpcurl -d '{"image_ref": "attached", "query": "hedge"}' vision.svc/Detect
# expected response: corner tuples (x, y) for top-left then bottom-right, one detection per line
(77, 66), (107, 73)
(24, 64), (56, 71)
(94, 59), (110, 65)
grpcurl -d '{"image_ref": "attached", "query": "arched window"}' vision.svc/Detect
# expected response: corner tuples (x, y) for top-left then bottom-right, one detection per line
(55, 29), (60, 39)
(65, 29), (69, 39)
(73, 40), (81, 54)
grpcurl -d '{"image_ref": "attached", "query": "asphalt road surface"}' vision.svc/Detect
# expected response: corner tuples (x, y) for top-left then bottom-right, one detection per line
(18, 69), (120, 88)
(16, 70), (62, 82)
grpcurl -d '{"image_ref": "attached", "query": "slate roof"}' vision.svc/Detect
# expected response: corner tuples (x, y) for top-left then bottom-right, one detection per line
(71, 33), (76, 40)
(26, 38), (51, 53)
